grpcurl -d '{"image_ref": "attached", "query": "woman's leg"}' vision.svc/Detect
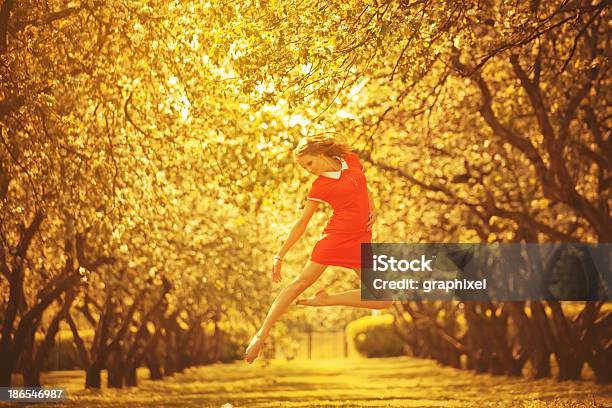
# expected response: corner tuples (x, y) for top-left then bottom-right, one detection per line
(245, 260), (328, 363)
(298, 289), (392, 309)
(296, 267), (393, 309)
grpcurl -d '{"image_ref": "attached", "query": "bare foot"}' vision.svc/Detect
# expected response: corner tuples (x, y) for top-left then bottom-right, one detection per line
(244, 333), (265, 364)
(296, 289), (329, 307)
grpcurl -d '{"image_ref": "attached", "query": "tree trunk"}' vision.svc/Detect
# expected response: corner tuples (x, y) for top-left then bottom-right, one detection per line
(22, 292), (75, 388)
(582, 306), (610, 384)
(107, 349), (124, 388)
(591, 358), (612, 384)
(0, 360), (12, 387)
(446, 347), (461, 369)
(556, 356), (583, 381)
(547, 301), (585, 381)
(21, 327), (41, 387)
(586, 340), (612, 384)
(531, 350), (551, 379)
(176, 325), (195, 372)
(146, 356), (163, 380)
(85, 365), (102, 389)
(22, 366), (41, 387)
(164, 330), (177, 377)
(0, 211), (45, 384)
(125, 366), (137, 387)
(529, 301), (553, 378)
(20, 323), (40, 387)
(192, 326), (204, 365)
(107, 368), (123, 388)
(144, 333), (163, 380)
(464, 303), (489, 374)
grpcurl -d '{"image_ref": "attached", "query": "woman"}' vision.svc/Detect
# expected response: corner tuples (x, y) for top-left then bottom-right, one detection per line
(244, 134), (392, 364)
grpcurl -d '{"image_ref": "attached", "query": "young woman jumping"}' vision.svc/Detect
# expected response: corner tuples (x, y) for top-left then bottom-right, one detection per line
(244, 134), (393, 364)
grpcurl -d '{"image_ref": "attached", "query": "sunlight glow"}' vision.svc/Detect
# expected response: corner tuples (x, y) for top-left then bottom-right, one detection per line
(300, 63), (313, 75)
(286, 114), (310, 127)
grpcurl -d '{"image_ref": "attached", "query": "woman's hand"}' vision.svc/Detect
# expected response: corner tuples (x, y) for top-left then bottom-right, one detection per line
(366, 209), (378, 231)
(271, 257), (283, 283)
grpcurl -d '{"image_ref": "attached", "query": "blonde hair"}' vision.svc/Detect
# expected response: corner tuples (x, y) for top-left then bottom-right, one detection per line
(293, 132), (353, 158)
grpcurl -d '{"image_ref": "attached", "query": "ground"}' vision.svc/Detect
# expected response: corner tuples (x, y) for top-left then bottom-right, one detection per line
(6, 357), (612, 407)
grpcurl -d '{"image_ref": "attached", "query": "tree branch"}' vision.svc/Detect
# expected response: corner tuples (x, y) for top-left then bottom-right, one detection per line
(11, 5), (84, 33)
(75, 232), (115, 271)
(451, 51), (553, 198)
(0, 94), (25, 119)
(66, 312), (91, 367)
(559, 0), (608, 73)
(0, 0), (15, 54)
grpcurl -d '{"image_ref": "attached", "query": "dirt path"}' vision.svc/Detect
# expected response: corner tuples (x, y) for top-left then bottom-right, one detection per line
(14, 357), (612, 407)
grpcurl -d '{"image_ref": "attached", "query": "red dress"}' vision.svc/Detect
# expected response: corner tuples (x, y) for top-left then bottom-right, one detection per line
(306, 152), (372, 269)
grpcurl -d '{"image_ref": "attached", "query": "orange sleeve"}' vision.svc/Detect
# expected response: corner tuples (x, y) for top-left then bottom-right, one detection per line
(306, 179), (329, 203)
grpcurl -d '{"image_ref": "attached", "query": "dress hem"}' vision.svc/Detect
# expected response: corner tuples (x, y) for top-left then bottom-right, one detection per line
(309, 256), (362, 269)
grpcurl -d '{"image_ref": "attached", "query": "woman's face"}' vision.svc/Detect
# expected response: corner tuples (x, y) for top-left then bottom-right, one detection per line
(296, 153), (336, 176)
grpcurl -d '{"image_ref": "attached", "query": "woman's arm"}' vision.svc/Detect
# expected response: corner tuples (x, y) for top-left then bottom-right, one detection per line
(366, 186), (377, 230)
(275, 200), (320, 259)
(271, 200), (319, 282)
